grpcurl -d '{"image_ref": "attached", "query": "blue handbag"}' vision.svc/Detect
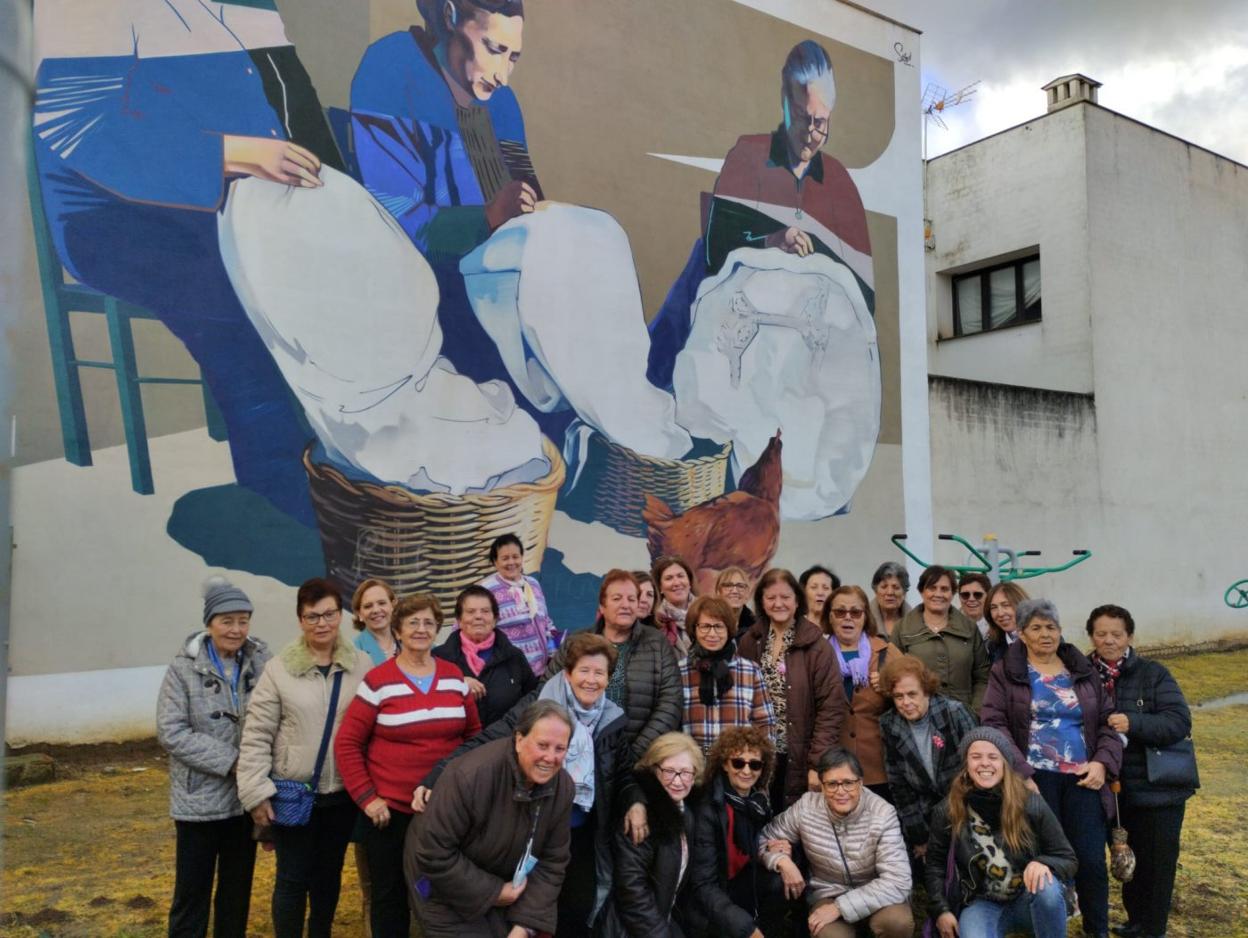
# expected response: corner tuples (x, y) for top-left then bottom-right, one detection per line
(270, 669), (344, 827)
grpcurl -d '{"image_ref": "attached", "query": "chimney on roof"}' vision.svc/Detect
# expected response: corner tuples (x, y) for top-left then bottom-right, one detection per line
(1042, 74), (1101, 113)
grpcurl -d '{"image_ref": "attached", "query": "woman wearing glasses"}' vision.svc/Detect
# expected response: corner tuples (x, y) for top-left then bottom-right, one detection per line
(335, 593), (482, 937)
(689, 726), (791, 938)
(679, 596), (775, 755)
(759, 748), (913, 938)
(820, 586), (893, 801)
(238, 578), (372, 938)
(715, 567), (756, 634)
(600, 733), (704, 938)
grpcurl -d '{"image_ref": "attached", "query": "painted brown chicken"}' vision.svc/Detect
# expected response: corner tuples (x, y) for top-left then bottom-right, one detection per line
(643, 430), (783, 596)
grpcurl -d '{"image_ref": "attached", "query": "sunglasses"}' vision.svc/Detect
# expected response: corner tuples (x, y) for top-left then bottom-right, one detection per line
(959, 591), (986, 601)
(730, 758), (765, 772)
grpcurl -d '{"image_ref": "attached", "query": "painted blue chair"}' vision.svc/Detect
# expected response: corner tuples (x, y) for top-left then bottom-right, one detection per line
(26, 137), (227, 495)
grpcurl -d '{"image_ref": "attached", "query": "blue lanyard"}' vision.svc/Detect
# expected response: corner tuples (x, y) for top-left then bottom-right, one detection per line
(205, 639), (242, 713)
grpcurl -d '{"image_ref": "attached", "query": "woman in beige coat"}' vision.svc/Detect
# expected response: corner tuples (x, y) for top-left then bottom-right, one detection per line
(238, 577), (371, 938)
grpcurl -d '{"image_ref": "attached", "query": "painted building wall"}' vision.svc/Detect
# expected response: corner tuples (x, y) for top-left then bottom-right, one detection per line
(926, 99), (1248, 643)
(5, 0), (928, 744)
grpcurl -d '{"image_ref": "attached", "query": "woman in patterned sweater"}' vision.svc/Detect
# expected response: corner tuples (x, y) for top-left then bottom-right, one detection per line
(925, 727), (1075, 938)
(335, 593), (481, 938)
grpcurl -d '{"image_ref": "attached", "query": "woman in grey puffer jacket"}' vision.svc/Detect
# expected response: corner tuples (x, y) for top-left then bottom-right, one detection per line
(157, 578), (271, 938)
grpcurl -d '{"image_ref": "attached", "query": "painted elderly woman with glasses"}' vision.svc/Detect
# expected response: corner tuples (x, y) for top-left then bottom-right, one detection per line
(820, 585), (894, 800)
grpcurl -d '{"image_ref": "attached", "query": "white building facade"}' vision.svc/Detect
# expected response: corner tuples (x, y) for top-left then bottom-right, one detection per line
(925, 77), (1248, 643)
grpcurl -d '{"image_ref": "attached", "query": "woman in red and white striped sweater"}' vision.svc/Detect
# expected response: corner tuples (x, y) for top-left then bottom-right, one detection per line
(335, 593), (481, 938)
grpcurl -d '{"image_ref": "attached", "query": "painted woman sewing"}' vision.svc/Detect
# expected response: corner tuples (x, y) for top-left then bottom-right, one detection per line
(350, 1), (548, 412)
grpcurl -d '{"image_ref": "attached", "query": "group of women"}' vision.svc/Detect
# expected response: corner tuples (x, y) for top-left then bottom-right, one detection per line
(158, 549), (1197, 938)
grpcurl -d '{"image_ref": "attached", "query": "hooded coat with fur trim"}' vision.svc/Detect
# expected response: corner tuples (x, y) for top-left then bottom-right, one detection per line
(236, 633), (371, 811)
(157, 630), (271, 821)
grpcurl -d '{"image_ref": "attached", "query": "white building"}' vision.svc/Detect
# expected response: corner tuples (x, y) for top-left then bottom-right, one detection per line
(925, 74), (1248, 643)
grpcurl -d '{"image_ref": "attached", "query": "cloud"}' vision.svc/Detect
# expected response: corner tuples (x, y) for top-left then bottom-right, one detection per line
(869, 0), (1248, 164)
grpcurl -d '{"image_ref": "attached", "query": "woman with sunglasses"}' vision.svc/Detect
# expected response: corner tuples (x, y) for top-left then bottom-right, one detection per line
(599, 732), (704, 938)
(679, 596), (774, 755)
(689, 726), (792, 938)
(820, 585), (893, 801)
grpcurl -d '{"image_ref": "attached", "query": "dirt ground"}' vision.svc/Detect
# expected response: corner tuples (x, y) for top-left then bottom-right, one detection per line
(3, 649), (1247, 938)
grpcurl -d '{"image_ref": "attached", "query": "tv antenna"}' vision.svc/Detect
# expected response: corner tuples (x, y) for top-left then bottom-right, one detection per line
(922, 80), (980, 160)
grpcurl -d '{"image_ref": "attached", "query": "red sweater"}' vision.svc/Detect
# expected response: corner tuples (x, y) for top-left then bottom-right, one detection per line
(335, 657), (481, 812)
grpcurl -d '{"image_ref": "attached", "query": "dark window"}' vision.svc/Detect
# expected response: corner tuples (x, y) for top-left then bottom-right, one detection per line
(951, 255), (1041, 336)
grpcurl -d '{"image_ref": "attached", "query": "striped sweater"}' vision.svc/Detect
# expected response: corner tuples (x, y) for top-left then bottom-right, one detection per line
(335, 658), (481, 813)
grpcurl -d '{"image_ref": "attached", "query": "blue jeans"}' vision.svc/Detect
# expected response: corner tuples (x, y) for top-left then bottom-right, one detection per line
(1034, 768), (1108, 934)
(958, 876), (1067, 938)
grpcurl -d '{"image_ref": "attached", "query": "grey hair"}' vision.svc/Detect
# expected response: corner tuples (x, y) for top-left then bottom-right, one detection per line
(514, 699), (574, 738)
(816, 746), (863, 779)
(1016, 598), (1061, 631)
(871, 561), (910, 592)
(781, 40), (837, 116)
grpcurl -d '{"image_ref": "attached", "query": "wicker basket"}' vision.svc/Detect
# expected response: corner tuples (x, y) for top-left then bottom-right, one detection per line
(560, 431), (733, 537)
(304, 438), (565, 610)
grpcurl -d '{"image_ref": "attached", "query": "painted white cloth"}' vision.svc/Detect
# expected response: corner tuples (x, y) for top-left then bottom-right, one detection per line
(460, 203), (691, 460)
(219, 168), (547, 494)
(672, 247), (880, 521)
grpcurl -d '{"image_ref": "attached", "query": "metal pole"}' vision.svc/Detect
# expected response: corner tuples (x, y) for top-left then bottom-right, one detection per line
(1, 0), (34, 768)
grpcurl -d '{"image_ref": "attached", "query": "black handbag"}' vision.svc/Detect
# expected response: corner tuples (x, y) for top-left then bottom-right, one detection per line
(1144, 736), (1200, 789)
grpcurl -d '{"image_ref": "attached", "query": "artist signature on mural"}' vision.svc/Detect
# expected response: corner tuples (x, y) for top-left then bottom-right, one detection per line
(893, 42), (913, 67)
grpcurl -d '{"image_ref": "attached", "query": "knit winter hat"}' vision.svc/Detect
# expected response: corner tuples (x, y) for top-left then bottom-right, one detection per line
(956, 725), (1019, 767)
(202, 576), (253, 625)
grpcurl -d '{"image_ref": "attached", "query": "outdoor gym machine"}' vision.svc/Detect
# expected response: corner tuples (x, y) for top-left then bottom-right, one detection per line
(891, 532), (1091, 585)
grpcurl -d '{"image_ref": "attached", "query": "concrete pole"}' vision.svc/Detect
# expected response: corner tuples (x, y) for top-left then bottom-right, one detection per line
(0, 0), (34, 764)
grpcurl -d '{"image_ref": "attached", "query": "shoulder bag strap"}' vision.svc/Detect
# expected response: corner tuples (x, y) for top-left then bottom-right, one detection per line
(308, 669), (344, 792)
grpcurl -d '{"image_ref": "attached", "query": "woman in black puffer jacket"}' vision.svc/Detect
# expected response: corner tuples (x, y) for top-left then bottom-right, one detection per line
(600, 733), (703, 938)
(1087, 604), (1196, 938)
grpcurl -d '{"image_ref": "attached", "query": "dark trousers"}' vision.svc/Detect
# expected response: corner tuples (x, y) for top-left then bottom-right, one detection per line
(271, 797), (358, 938)
(364, 810), (414, 938)
(1119, 801), (1186, 936)
(1034, 769), (1108, 934)
(556, 817), (599, 937)
(769, 752), (790, 812)
(169, 815), (257, 938)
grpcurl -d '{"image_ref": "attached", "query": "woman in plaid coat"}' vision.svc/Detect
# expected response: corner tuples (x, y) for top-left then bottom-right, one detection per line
(679, 596), (775, 755)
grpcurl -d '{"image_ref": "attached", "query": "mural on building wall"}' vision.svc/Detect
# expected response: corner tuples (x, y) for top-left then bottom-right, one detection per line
(29, 0), (894, 626)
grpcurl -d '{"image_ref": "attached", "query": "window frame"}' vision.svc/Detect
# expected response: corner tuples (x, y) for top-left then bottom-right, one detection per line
(951, 254), (1041, 337)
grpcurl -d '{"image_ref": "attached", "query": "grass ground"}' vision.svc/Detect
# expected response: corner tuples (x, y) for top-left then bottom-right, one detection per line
(3, 649), (1245, 937)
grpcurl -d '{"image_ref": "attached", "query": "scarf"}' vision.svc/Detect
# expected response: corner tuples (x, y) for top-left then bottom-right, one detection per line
(689, 641), (736, 705)
(1089, 646), (1131, 707)
(458, 628), (496, 677)
(831, 631), (872, 689)
(539, 672), (622, 811)
(656, 597), (689, 648)
(723, 784), (771, 858)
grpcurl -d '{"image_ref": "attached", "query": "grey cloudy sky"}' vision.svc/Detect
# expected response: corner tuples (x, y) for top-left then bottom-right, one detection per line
(865, 0), (1248, 165)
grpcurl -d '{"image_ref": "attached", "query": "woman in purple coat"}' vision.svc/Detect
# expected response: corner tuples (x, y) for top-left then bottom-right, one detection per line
(980, 598), (1123, 938)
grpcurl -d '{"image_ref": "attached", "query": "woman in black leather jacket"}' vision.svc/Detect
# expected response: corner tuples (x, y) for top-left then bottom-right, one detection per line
(1087, 604), (1196, 938)
(688, 726), (793, 938)
(600, 733), (703, 938)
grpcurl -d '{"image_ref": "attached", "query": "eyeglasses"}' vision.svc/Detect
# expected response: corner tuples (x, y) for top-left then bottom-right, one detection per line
(960, 591), (986, 601)
(696, 622), (728, 634)
(830, 607), (865, 620)
(720, 582), (749, 592)
(820, 778), (861, 792)
(301, 608), (342, 625)
(730, 758), (765, 772)
(657, 767), (696, 784)
(796, 114), (829, 137)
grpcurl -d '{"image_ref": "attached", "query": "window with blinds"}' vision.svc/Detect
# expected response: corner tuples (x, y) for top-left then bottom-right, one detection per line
(952, 255), (1041, 336)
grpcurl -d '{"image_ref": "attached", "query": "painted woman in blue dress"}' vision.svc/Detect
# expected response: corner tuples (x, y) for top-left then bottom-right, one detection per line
(31, 0), (343, 523)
